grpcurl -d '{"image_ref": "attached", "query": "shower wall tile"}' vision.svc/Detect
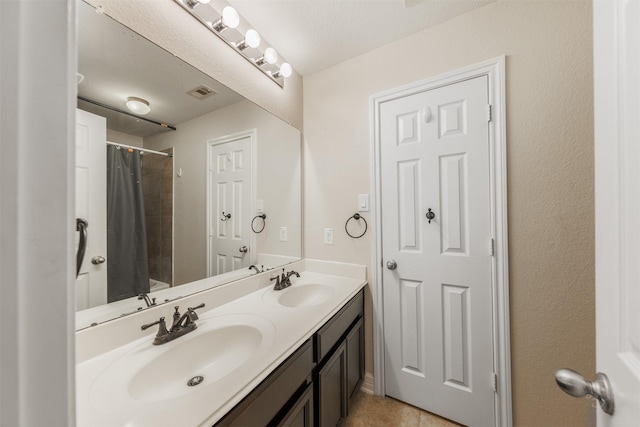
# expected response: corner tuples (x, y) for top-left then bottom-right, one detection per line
(142, 147), (173, 286)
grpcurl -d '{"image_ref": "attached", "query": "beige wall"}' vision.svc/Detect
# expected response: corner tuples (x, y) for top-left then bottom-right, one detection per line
(145, 100), (301, 285)
(85, 0), (303, 130)
(303, 1), (594, 426)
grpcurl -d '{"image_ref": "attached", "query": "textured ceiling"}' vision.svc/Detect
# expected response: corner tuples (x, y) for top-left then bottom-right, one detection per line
(78, 1), (244, 137)
(227, 0), (497, 76)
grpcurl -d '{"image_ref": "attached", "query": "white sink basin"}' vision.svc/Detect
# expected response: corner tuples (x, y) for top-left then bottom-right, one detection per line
(129, 324), (263, 401)
(89, 314), (275, 405)
(264, 283), (335, 308)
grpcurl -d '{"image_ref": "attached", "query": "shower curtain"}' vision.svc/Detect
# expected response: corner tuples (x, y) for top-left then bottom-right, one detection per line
(106, 145), (150, 302)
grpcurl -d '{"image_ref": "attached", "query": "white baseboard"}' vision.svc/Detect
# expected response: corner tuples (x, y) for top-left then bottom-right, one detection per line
(360, 373), (375, 395)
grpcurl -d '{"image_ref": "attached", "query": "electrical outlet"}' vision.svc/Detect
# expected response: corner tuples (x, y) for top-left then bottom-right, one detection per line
(324, 228), (334, 245)
(279, 227), (288, 242)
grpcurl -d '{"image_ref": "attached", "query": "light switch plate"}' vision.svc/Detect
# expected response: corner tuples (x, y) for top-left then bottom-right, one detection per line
(358, 194), (370, 212)
(256, 199), (264, 213)
(279, 227), (287, 242)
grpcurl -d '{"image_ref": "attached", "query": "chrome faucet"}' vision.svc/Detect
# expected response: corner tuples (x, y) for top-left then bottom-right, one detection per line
(283, 270), (300, 287)
(138, 293), (156, 307)
(249, 265), (263, 274)
(141, 303), (205, 345)
(270, 269), (299, 291)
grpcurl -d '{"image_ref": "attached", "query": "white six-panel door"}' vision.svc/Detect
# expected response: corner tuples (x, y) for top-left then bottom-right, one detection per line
(207, 135), (252, 276)
(75, 108), (107, 310)
(380, 76), (495, 426)
(592, 0), (640, 424)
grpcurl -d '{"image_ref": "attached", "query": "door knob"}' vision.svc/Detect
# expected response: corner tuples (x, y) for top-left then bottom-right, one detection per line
(386, 260), (397, 270)
(239, 246), (248, 253)
(91, 256), (106, 265)
(555, 368), (614, 415)
(426, 209), (436, 224)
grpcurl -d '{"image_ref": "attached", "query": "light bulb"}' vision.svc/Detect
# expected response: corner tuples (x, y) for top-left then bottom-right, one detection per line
(221, 6), (239, 29)
(264, 47), (278, 65)
(245, 29), (261, 49)
(126, 97), (151, 115)
(279, 63), (293, 78)
(236, 29), (261, 51)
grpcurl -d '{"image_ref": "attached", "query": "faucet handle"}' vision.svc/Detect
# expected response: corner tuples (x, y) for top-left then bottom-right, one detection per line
(141, 317), (163, 331)
(270, 273), (283, 290)
(141, 316), (169, 339)
(186, 303), (205, 323)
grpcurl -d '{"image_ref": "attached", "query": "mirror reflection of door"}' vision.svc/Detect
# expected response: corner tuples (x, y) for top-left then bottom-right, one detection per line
(207, 133), (253, 276)
(75, 109), (107, 310)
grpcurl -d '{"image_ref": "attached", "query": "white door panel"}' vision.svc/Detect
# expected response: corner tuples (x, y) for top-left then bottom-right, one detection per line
(208, 135), (252, 275)
(589, 0), (640, 424)
(381, 76), (494, 426)
(75, 108), (107, 310)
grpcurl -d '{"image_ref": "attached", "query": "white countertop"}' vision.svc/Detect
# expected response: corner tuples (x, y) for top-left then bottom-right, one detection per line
(76, 263), (366, 426)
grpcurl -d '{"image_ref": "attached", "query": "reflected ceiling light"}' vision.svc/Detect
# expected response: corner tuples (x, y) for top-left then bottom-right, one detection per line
(236, 29), (261, 51)
(212, 6), (239, 32)
(126, 97), (151, 115)
(256, 47), (278, 66)
(272, 63), (292, 79)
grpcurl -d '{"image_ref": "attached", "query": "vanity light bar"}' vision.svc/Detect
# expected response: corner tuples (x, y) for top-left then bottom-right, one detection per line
(174, 0), (293, 88)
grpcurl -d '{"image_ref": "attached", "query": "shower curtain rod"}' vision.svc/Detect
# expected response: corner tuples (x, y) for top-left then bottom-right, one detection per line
(106, 141), (173, 158)
(78, 96), (177, 131)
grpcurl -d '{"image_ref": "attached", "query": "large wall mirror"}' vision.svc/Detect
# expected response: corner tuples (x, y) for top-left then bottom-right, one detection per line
(75, 1), (301, 330)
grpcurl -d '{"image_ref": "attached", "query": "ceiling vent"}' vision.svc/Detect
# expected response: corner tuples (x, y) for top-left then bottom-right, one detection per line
(187, 85), (216, 100)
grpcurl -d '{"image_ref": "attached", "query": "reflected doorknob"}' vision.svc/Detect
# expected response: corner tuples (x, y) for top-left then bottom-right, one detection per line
(239, 246), (248, 253)
(555, 368), (614, 415)
(91, 256), (106, 265)
(386, 260), (397, 270)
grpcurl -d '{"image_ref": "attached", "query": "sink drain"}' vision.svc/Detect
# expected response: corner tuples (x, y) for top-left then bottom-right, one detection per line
(187, 375), (204, 387)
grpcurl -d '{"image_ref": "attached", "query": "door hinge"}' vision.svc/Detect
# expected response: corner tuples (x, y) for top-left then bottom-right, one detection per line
(492, 373), (499, 393)
(487, 104), (492, 122)
(489, 238), (495, 256)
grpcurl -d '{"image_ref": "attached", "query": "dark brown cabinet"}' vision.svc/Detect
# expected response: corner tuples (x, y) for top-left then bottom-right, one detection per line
(314, 291), (364, 427)
(278, 383), (314, 427)
(214, 289), (364, 427)
(346, 317), (364, 407)
(215, 340), (314, 427)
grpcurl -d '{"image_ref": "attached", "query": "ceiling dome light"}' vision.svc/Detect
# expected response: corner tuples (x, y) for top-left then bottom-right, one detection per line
(126, 97), (151, 115)
(213, 6), (239, 31)
(236, 29), (261, 51)
(263, 48), (278, 65)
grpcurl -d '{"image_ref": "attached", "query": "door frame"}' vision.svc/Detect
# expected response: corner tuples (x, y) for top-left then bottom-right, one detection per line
(205, 129), (257, 276)
(369, 56), (511, 426)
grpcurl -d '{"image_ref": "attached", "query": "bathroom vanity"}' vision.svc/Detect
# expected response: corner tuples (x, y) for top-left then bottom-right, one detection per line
(76, 260), (366, 426)
(217, 289), (364, 426)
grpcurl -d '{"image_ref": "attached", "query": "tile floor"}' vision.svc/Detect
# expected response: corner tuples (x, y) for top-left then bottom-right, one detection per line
(343, 390), (463, 427)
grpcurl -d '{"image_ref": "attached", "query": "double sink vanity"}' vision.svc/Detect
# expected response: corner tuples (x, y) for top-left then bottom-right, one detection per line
(76, 260), (366, 426)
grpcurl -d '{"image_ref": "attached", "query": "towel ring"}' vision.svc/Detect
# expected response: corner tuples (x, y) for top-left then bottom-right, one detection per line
(345, 213), (367, 239)
(251, 213), (267, 233)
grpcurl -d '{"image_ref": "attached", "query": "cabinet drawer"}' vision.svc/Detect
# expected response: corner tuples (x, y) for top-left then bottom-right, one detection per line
(314, 289), (363, 362)
(216, 340), (314, 426)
